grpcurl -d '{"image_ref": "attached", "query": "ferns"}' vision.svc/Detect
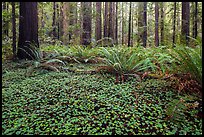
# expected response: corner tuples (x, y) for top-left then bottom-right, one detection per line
(100, 47), (155, 75)
(18, 41), (42, 60)
(169, 45), (202, 84)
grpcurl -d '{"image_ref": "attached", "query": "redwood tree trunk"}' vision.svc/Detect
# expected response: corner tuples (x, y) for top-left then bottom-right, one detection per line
(17, 2), (39, 60)
(181, 2), (190, 46)
(193, 2), (198, 39)
(81, 2), (92, 46)
(115, 2), (118, 45)
(12, 2), (16, 58)
(104, 2), (108, 38)
(122, 2), (124, 45)
(108, 2), (113, 39)
(128, 2), (132, 47)
(138, 2), (147, 47)
(160, 2), (164, 45)
(172, 2), (176, 47)
(143, 2), (147, 47)
(2, 2), (9, 37)
(155, 2), (159, 47)
(52, 2), (57, 39)
(95, 2), (102, 41)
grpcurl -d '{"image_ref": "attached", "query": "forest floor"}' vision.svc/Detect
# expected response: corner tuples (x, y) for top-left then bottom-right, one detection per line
(2, 60), (202, 135)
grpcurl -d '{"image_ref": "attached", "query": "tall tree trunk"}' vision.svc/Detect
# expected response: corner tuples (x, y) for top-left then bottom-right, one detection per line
(12, 2), (16, 59)
(81, 2), (92, 46)
(181, 2), (190, 46)
(52, 2), (57, 40)
(160, 2), (164, 45)
(61, 2), (69, 45)
(172, 2), (177, 47)
(108, 2), (113, 39)
(104, 2), (108, 38)
(131, 3), (134, 46)
(59, 2), (63, 40)
(155, 2), (159, 47)
(193, 2), (198, 39)
(17, 2), (39, 60)
(68, 2), (75, 43)
(115, 2), (118, 45)
(143, 2), (147, 47)
(112, 2), (115, 42)
(95, 2), (102, 41)
(137, 2), (143, 46)
(128, 2), (132, 47)
(2, 2), (9, 37)
(56, 3), (60, 40)
(122, 2), (124, 45)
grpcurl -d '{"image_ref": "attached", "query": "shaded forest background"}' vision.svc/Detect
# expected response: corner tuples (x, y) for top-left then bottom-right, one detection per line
(2, 2), (202, 58)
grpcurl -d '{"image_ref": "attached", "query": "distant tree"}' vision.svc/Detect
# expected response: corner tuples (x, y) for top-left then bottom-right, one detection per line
(131, 3), (134, 46)
(192, 2), (198, 39)
(115, 2), (118, 44)
(160, 2), (164, 45)
(181, 2), (190, 46)
(172, 2), (176, 47)
(17, 2), (39, 60)
(104, 2), (108, 38)
(12, 2), (16, 59)
(155, 2), (159, 47)
(52, 2), (57, 40)
(121, 2), (124, 45)
(81, 2), (92, 46)
(112, 2), (115, 42)
(143, 2), (147, 47)
(128, 2), (132, 47)
(108, 2), (113, 39)
(61, 2), (69, 45)
(56, 2), (60, 40)
(95, 2), (102, 41)
(2, 2), (9, 37)
(68, 2), (76, 43)
(138, 2), (147, 47)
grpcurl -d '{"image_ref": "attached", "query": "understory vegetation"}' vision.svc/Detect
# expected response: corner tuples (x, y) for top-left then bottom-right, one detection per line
(2, 44), (202, 135)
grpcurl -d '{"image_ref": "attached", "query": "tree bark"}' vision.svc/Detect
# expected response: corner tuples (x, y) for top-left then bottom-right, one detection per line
(143, 2), (147, 47)
(160, 2), (164, 45)
(104, 2), (108, 38)
(68, 2), (75, 43)
(61, 2), (69, 45)
(122, 2), (124, 45)
(95, 2), (102, 41)
(193, 2), (198, 39)
(81, 2), (92, 46)
(128, 2), (132, 47)
(12, 2), (16, 59)
(17, 2), (39, 60)
(138, 2), (147, 47)
(172, 2), (176, 47)
(2, 2), (9, 37)
(181, 2), (190, 46)
(108, 2), (113, 39)
(115, 2), (118, 45)
(56, 3), (60, 40)
(155, 2), (159, 47)
(52, 2), (57, 40)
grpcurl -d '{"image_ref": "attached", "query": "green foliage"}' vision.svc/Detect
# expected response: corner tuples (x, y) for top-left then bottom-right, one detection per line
(18, 41), (42, 60)
(169, 45), (202, 84)
(26, 58), (66, 76)
(100, 47), (155, 75)
(2, 62), (202, 135)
